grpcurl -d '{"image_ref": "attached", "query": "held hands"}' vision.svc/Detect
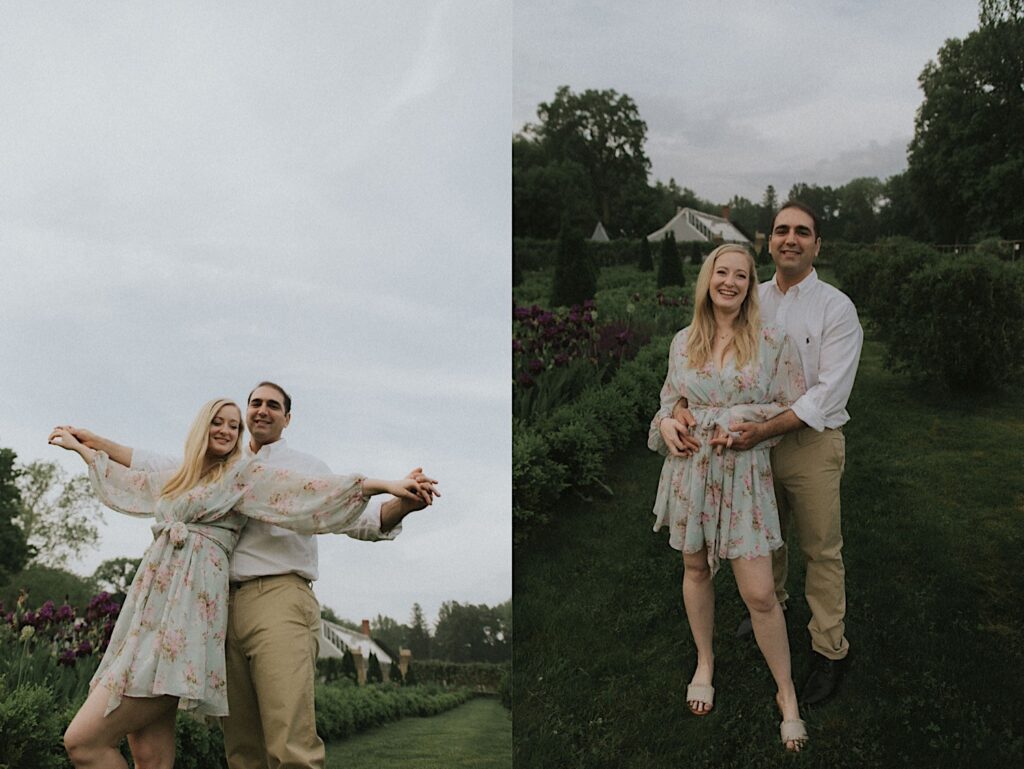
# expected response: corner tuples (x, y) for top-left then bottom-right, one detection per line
(47, 426), (95, 463)
(662, 402), (700, 458)
(364, 468), (440, 509)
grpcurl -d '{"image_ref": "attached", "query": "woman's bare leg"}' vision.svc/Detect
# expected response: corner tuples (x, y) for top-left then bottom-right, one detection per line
(732, 555), (804, 750)
(64, 686), (178, 769)
(682, 548), (715, 713)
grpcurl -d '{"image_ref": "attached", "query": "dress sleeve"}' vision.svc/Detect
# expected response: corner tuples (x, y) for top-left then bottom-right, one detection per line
(233, 462), (371, 535)
(88, 451), (169, 517)
(648, 329), (689, 455)
(722, 330), (808, 447)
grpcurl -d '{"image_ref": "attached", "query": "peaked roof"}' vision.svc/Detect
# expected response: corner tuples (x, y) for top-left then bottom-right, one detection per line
(647, 207), (750, 245)
(319, 619), (393, 663)
(589, 221), (610, 242)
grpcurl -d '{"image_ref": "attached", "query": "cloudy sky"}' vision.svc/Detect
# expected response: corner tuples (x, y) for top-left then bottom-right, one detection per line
(515, 0), (980, 204)
(0, 0), (510, 628)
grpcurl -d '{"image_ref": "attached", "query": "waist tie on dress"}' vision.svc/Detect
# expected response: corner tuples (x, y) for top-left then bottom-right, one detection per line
(151, 521), (234, 555)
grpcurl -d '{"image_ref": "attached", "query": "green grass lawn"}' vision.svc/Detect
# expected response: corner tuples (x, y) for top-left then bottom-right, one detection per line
(325, 697), (511, 769)
(513, 337), (1024, 769)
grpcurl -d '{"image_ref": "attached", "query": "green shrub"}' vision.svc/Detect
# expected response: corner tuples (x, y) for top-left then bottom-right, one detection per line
(890, 255), (1024, 391)
(656, 233), (685, 288)
(174, 713), (227, 769)
(0, 677), (70, 769)
(638, 237), (652, 272)
(498, 666), (511, 710)
(313, 682), (472, 743)
(512, 334), (673, 543)
(550, 226), (598, 308)
(404, 660), (507, 691)
(367, 653), (383, 683)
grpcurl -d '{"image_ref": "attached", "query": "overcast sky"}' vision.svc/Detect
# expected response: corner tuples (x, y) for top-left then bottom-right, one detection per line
(515, 0), (981, 205)
(0, 0), (510, 629)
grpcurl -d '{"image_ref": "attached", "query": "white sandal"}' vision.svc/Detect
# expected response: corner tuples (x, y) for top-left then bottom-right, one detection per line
(780, 718), (808, 752)
(686, 683), (715, 716)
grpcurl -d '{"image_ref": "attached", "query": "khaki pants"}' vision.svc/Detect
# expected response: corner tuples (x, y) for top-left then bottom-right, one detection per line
(771, 428), (849, 661)
(223, 574), (324, 769)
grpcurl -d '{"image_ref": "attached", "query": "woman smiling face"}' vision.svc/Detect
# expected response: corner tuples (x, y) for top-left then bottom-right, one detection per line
(207, 404), (242, 458)
(708, 249), (751, 314)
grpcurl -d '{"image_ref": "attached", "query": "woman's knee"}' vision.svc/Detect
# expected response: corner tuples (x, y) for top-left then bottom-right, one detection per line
(683, 560), (712, 583)
(740, 587), (777, 615)
(64, 724), (97, 765)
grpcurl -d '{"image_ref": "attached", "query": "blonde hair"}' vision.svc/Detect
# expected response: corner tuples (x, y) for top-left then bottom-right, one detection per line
(686, 244), (761, 370)
(161, 398), (245, 499)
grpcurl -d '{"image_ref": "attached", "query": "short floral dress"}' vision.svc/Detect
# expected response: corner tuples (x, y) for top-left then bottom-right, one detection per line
(86, 451), (370, 717)
(649, 324), (806, 575)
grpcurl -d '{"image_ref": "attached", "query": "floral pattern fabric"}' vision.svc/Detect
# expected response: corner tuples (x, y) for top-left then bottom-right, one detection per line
(648, 324), (806, 575)
(86, 452), (368, 717)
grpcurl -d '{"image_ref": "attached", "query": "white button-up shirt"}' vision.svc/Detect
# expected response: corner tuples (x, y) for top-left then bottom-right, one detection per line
(131, 438), (398, 582)
(758, 269), (863, 431)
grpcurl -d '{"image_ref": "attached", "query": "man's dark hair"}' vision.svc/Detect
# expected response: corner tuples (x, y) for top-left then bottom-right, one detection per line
(772, 200), (822, 240)
(248, 381), (292, 414)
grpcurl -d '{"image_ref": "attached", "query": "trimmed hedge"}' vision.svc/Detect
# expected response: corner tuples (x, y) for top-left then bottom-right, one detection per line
(405, 660), (508, 692)
(314, 682), (472, 742)
(0, 676), (471, 768)
(513, 333), (672, 543)
(832, 238), (1024, 391)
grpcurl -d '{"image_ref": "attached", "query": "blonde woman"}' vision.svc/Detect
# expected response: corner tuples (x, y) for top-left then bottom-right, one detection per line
(49, 398), (433, 769)
(648, 244), (808, 751)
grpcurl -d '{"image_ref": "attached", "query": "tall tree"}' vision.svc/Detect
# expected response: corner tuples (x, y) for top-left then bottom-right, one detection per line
(433, 600), (511, 663)
(0, 449), (30, 584)
(907, 3), (1024, 241)
(15, 460), (103, 569)
(371, 614), (409, 653)
(528, 86), (651, 232)
(407, 603), (432, 660)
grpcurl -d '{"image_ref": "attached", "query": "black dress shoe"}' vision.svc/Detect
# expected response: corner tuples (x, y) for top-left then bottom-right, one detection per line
(799, 652), (847, 705)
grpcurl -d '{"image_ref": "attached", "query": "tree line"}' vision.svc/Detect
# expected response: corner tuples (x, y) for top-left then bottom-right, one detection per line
(514, 1), (1023, 245)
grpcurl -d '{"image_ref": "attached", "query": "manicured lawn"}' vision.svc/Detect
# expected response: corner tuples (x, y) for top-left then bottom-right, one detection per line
(514, 337), (1024, 769)
(325, 697), (511, 769)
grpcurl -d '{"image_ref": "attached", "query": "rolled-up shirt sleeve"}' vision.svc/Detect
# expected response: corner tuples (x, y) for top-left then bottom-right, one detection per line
(790, 300), (863, 432)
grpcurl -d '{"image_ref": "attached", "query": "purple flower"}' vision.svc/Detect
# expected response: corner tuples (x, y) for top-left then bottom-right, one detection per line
(58, 649), (77, 666)
(516, 372), (535, 388)
(583, 299), (596, 309)
(57, 604), (74, 622)
(513, 307), (531, 321)
(76, 640), (94, 657)
(512, 339), (524, 354)
(527, 358), (544, 375)
(530, 305), (544, 319)
(39, 600), (56, 622)
(554, 353), (570, 367)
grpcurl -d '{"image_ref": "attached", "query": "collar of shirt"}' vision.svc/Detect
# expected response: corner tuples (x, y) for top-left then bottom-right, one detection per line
(767, 267), (819, 297)
(245, 438), (288, 459)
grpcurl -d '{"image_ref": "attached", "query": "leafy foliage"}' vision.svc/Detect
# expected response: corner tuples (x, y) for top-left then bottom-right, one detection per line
(15, 460), (103, 569)
(0, 450), (30, 585)
(906, 8), (1024, 241)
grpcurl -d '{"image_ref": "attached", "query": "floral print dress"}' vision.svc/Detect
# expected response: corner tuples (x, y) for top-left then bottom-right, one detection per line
(86, 451), (370, 717)
(649, 324), (806, 575)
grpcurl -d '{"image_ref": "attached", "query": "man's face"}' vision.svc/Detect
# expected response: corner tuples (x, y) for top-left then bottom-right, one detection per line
(246, 385), (290, 447)
(769, 207), (820, 283)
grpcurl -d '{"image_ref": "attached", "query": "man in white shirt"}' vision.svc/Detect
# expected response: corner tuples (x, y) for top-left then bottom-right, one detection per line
(668, 201), (862, 705)
(71, 381), (437, 768)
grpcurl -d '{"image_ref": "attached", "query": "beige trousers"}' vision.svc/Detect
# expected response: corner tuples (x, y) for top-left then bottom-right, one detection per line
(223, 574), (324, 769)
(770, 427), (850, 660)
